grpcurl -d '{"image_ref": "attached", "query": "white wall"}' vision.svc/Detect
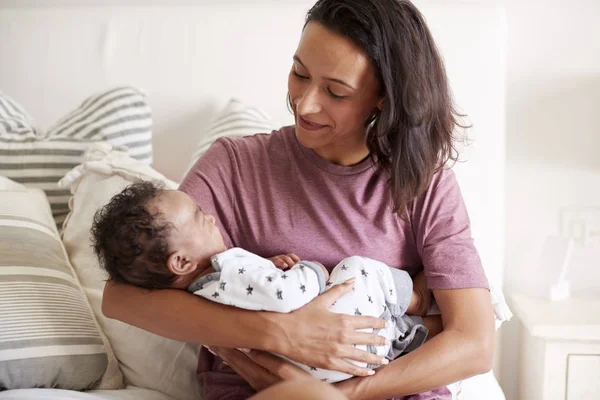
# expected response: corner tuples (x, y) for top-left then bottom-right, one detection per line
(499, 0), (600, 399)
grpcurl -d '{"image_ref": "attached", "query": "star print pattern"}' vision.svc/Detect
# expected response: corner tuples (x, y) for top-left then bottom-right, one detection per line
(193, 250), (421, 384)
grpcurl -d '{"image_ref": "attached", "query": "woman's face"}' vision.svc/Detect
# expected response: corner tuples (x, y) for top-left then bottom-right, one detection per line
(288, 21), (383, 166)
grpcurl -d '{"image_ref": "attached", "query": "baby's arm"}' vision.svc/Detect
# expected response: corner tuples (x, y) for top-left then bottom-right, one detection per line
(388, 268), (430, 317)
(192, 249), (328, 313)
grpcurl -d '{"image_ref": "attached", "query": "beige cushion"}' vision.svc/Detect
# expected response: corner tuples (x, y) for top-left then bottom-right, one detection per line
(0, 179), (123, 390)
(60, 144), (202, 400)
(186, 98), (280, 174)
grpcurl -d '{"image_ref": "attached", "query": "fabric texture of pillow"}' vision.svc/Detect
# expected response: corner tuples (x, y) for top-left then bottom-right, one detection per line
(186, 98), (280, 174)
(0, 87), (152, 228)
(59, 144), (202, 400)
(0, 176), (25, 191)
(0, 185), (123, 390)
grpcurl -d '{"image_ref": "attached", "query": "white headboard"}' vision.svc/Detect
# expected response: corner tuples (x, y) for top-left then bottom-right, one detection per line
(0, 2), (506, 287)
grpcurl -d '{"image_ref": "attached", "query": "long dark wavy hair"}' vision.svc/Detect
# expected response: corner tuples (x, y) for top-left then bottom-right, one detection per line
(291, 0), (466, 218)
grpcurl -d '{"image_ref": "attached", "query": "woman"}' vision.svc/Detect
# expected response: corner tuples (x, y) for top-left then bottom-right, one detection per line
(102, 0), (495, 399)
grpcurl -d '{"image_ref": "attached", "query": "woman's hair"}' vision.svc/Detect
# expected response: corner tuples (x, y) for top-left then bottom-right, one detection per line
(91, 180), (177, 290)
(297, 0), (465, 218)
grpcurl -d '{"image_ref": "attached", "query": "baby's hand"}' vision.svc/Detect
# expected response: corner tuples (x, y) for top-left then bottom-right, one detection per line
(268, 253), (301, 270)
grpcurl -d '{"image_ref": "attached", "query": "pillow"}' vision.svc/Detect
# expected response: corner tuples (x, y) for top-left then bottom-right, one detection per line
(59, 144), (202, 400)
(186, 98), (280, 173)
(0, 181), (123, 390)
(0, 92), (36, 136)
(0, 87), (152, 228)
(0, 175), (25, 191)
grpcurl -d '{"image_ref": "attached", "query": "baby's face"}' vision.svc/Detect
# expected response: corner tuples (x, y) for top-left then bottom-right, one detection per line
(149, 190), (226, 267)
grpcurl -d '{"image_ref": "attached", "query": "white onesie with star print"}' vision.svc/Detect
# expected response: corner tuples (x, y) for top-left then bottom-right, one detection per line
(188, 247), (428, 383)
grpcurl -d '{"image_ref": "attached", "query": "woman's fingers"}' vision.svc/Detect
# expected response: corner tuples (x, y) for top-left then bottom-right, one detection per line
(312, 278), (357, 307)
(208, 346), (280, 391)
(275, 279), (388, 375)
(333, 342), (390, 366)
(344, 329), (389, 346)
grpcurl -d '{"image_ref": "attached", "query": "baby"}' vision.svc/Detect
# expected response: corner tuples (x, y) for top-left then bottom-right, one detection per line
(91, 181), (429, 383)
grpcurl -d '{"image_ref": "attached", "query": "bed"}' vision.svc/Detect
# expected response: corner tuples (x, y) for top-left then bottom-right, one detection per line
(0, 1), (507, 399)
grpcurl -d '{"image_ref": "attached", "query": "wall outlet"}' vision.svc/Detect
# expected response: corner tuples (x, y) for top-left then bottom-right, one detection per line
(560, 207), (600, 248)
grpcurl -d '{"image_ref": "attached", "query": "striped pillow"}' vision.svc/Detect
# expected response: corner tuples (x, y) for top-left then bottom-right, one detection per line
(0, 185), (123, 390)
(0, 87), (152, 228)
(0, 92), (36, 136)
(186, 98), (280, 173)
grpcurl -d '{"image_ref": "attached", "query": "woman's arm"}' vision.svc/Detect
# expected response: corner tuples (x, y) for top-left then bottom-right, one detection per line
(102, 279), (388, 376)
(334, 287), (495, 399)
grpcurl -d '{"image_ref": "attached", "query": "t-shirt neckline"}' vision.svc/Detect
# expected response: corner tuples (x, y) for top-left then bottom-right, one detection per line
(286, 125), (375, 176)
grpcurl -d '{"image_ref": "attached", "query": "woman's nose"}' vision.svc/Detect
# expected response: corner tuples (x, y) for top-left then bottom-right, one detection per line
(296, 85), (323, 115)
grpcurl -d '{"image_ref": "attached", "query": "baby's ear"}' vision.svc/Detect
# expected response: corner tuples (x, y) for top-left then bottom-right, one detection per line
(167, 252), (197, 276)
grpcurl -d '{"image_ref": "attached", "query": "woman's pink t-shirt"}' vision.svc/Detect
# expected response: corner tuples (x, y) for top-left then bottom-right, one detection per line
(179, 125), (489, 399)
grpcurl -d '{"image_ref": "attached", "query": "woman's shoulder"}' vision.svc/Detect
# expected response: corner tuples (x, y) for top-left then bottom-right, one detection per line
(211, 125), (294, 156)
(429, 167), (458, 192)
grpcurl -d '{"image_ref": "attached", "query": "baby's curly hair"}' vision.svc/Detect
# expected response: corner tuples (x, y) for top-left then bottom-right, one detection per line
(91, 180), (177, 290)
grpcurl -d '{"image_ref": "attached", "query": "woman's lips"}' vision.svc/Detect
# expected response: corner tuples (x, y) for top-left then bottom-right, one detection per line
(298, 115), (326, 131)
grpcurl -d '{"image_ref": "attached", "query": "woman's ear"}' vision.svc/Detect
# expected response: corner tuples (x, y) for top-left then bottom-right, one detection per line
(167, 252), (197, 276)
(376, 97), (384, 111)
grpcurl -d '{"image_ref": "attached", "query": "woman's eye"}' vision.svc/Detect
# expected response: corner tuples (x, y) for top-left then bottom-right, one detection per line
(327, 88), (345, 99)
(292, 70), (309, 80)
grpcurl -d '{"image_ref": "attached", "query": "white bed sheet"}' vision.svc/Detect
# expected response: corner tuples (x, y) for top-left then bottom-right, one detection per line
(0, 377), (505, 400)
(0, 386), (175, 400)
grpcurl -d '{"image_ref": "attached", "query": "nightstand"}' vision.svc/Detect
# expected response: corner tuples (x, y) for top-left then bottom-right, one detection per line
(511, 294), (600, 399)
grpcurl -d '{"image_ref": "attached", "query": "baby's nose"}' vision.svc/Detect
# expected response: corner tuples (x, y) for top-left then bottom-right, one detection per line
(206, 215), (216, 225)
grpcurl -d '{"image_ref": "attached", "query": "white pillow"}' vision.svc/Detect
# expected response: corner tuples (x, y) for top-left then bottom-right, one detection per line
(59, 144), (202, 400)
(186, 98), (280, 174)
(0, 175), (25, 190)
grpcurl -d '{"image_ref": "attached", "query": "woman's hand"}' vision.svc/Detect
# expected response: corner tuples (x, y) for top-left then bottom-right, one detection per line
(270, 278), (388, 377)
(206, 346), (311, 392)
(268, 253), (301, 269)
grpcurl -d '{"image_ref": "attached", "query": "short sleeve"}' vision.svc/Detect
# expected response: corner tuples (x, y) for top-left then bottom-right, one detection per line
(410, 169), (489, 290)
(179, 138), (236, 248)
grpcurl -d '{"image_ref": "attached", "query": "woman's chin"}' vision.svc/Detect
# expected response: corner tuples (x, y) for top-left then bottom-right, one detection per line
(294, 128), (317, 149)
